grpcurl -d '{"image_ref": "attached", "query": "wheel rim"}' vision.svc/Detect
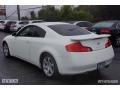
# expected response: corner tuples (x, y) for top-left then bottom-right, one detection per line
(3, 44), (9, 56)
(42, 57), (54, 77)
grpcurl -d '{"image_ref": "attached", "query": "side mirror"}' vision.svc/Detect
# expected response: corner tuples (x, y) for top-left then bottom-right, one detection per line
(12, 32), (17, 36)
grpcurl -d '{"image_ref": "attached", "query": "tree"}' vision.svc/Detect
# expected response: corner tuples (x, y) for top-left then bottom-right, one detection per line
(38, 5), (60, 21)
(73, 10), (93, 21)
(60, 5), (74, 21)
(73, 5), (94, 21)
(36, 5), (120, 22)
(75, 5), (120, 22)
(37, 5), (94, 21)
(30, 11), (37, 20)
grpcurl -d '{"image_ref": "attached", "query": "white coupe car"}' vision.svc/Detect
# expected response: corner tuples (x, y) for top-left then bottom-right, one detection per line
(2, 22), (114, 77)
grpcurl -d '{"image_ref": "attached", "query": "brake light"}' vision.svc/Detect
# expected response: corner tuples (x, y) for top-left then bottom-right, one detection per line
(100, 28), (111, 34)
(105, 39), (112, 48)
(65, 42), (92, 52)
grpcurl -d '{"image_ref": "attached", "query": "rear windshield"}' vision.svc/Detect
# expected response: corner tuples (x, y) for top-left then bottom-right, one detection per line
(48, 24), (91, 36)
(77, 22), (92, 27)
(93, 22), (114, 28)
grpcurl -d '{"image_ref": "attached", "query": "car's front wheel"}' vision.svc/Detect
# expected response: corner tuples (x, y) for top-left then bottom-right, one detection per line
(3, 42), (11, 57)
(41, 53), (59, 78)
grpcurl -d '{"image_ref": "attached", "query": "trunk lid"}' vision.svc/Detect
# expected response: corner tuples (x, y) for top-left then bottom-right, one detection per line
(67, 34), (110, 51)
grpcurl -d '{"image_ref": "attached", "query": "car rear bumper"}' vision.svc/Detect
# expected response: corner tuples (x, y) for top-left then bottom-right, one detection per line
(58, 46), (114, 75)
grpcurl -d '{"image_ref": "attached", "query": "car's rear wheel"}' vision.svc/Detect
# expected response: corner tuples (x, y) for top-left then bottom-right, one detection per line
(3, 42), (10, 57)
(41, 53), (59, 77)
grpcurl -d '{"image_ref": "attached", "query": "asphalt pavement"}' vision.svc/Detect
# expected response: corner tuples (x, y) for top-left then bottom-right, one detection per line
(0, 31), (120, 85)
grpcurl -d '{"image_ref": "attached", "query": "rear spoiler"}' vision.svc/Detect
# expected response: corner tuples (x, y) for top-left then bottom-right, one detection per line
(71, 34), (110, 41)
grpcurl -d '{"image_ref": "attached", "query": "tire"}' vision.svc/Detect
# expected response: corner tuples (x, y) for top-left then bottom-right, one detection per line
(3, 42), (11, 57)
(41, 53), (59, 78)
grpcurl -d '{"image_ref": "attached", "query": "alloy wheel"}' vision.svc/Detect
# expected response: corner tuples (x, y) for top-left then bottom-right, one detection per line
(3, 43), (9, 57)
(42, 56), (55, 77)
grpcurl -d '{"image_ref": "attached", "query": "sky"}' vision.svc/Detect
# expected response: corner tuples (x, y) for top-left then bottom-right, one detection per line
(5, 5), (61, 20)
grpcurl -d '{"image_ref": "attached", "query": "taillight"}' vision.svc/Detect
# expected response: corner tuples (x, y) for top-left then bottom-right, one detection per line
(65, 42), (92, 52)
(105, 39), (112, 48)
(100, 28), (111, 34)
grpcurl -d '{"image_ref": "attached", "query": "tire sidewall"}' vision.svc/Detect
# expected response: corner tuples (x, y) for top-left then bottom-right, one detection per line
(41, 53), (59, 78)
(3, 43), (10, 57)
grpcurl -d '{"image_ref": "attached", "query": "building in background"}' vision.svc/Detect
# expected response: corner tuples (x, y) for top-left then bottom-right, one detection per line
(0, 5), (6, 20)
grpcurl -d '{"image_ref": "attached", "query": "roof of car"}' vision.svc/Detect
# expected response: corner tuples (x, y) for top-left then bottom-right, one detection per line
(32, 22), (71, 26)
(64, 21), (90, 24)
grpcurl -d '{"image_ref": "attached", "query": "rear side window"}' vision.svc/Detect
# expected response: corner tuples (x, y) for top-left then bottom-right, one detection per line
(48, 24), (91, 36)
(76, 22), (92, 27)
(31, 26), (46, 37)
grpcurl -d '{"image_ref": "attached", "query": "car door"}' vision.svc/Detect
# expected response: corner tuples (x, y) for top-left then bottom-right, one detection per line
(13, 26), (34, 61)
(27, 25), (46, 65)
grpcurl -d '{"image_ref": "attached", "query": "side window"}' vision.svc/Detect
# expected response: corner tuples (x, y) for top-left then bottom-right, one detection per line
(31, 26), (46, 37)
(17, 26), (33, 37)
(17, 25), (46, 37)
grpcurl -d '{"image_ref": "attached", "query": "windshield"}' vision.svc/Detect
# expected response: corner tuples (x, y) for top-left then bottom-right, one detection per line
(48, 24), (91, 36)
